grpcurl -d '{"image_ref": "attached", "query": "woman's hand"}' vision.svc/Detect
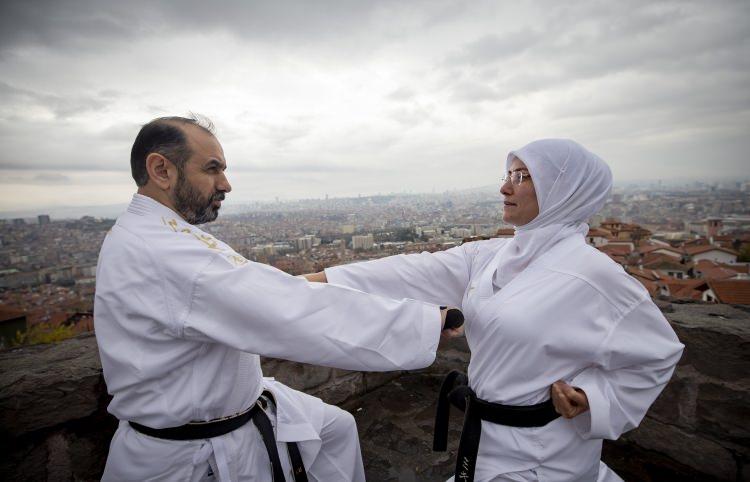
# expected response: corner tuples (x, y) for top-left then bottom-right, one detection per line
(551, 380), (589, 419)
(440, 307), (465, 338)
(302, 272), (327, 282)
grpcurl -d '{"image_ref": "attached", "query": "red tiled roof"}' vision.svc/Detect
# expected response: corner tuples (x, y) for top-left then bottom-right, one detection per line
(626, 267), (662, 281)
(708, 280), (750, 304)
(695, 259), (743, 280)
(684, 245), (739, 256)
(641, 252), (686, 267)
(683, 237), (711, 247)
(600, 244), (632, 256)
(587, 228), (612, 237)
(664, 279), (709, 300)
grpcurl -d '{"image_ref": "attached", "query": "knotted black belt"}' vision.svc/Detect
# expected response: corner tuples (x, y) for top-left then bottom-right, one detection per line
(129, 391), (307, 482)
(433, 371), (560, 482)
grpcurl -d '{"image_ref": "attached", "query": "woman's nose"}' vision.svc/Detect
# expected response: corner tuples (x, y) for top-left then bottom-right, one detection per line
(500, 179), (513, 196)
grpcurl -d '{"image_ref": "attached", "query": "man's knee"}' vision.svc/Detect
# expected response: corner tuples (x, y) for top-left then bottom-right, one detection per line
(322, 405), (357, 440)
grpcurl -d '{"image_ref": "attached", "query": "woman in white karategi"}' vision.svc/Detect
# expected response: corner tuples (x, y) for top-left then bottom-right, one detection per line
(305, 139), (684, 481)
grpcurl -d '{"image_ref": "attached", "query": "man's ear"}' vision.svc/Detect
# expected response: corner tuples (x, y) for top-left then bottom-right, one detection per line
(145, 153), (176, 190)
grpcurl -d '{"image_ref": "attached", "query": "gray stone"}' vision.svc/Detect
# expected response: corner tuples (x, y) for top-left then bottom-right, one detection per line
(620, 416), (738, 480)
(46, 432), (73, 481)
(1, 304), (748, 481)
(364, 371), (402, 392)
(312, 372), (365, 405)
(696, 381), (750, 444)
(667, 304), (750, 382)
(0, 333), (103, 438)
(261, 358), (332, 391)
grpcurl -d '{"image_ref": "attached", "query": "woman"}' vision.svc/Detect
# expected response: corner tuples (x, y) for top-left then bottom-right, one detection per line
(305, 139), (683, 481)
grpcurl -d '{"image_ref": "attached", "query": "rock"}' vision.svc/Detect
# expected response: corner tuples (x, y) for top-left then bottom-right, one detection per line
(617, 417), (737, 480)
(1, 304), (747, 481)
(261, 358), (332, 391)
(312, 371), (365, 405)
(667, 304), (750, 382)
(0, 333), (104, 438)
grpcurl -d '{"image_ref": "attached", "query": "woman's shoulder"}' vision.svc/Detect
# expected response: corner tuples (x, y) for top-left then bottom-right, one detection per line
(460, 237), (509, 254)
(542, 242), (649, 315)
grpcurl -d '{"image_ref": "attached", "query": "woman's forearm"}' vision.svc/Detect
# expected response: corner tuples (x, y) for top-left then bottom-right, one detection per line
(302, 271), (328, 283)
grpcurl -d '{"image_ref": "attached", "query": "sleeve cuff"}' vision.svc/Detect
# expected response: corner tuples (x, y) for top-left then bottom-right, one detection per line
(415, 303), (441, 368)
(570, 368), (611, 439)
(324, 265), (350, 287)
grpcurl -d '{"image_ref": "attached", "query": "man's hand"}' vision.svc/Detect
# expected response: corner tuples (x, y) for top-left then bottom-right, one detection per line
(551, 380), (589, 419)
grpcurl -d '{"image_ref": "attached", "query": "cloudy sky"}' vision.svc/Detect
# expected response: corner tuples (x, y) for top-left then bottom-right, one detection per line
(0, 0), (748, 213)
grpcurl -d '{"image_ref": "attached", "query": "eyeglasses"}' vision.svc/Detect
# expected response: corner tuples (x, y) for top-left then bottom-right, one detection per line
(501, 170), (532, 186)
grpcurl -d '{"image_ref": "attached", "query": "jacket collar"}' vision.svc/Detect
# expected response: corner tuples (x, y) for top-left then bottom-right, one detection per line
(127, 193), (185, 220)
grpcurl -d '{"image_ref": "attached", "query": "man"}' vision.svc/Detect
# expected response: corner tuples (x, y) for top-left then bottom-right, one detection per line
(94, 115), (458, 481)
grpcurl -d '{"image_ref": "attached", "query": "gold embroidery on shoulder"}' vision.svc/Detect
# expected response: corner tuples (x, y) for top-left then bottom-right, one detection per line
(162, 217), (223, 250)
(162, 217), (179, 232)
(194, 233), (220, 250)
(226, 254), (249, 266)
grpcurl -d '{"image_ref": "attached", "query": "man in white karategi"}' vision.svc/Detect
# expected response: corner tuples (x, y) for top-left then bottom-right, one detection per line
(94, 115), (459, 481)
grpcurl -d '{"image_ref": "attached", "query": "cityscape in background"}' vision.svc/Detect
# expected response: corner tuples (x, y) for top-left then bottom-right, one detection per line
(1, 180), (749, 347)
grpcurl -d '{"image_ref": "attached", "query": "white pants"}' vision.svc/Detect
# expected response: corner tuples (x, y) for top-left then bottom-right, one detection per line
(301, 402), (364, 481)
(446, 461), (622, 482)
(103, 386), (363, 481)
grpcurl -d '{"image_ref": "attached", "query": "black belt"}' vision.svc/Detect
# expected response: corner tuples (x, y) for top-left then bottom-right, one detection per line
(129, 391), (308, 482)
(433, 371), (560, 482)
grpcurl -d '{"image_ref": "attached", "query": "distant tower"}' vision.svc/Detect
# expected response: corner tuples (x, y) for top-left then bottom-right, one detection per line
(706, 218), (722, 239)
(38, 214), (51, 225)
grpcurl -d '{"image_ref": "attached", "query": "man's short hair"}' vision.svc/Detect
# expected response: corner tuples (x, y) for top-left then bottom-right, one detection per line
(130, 114), (215, 187)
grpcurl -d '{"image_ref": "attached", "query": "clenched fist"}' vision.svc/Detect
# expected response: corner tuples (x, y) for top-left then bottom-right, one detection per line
(551, 380), (589, 419)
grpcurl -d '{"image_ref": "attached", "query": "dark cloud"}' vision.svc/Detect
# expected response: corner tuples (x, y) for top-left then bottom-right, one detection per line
(0, 0), (449, 57)
(0, 172), (72, 184)
(444, 31), (543, 67)
(254, 121), (313, 148)
(231, 161), (370, 173)
(0, 0), (747, 210)
(32, 173), (72, 184)
(0, 81), (116, 119)
(386, 87), (416, 102)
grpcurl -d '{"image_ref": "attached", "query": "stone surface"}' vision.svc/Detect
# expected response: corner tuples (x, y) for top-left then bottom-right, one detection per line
(261, 358), (333, 392)
(0, 333), (104, 438)
(344, 372), (461, 481)
(668, 304), (750, 382)
(1, 303), (748, 481)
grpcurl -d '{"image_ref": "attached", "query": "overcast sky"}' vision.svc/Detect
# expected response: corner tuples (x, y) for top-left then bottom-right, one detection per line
(0, 0), (748, 213)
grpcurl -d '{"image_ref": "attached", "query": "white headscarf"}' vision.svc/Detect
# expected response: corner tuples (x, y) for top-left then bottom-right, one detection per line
(493, 139), (612, 289)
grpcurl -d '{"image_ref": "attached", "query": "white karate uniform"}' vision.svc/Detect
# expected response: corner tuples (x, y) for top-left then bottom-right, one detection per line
(94, 194), (441, 481)
(326, 234), (684, 481)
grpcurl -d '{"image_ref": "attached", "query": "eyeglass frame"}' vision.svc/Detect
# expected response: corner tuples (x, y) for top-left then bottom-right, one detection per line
(501, 169), (532, 186)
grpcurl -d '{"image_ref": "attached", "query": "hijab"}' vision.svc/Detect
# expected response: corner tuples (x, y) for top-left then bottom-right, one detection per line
(493, 139), (613, 289)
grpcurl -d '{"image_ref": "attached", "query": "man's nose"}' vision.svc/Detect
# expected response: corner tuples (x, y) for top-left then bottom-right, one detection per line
(218, 172), (232, 193)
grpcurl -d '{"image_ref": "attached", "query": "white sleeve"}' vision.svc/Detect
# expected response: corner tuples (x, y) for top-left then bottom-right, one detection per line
(181, 255), (441, 372)
(570, 298), (684, 440)
(324, 244), (475, 307)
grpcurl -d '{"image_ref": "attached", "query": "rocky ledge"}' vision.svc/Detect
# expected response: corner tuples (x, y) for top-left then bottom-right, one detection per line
(1, 303), (748, 481)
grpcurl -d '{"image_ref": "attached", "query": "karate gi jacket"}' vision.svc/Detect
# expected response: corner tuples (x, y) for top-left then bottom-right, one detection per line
(326, 235), (684, 481)
(94, 194), (441, 480)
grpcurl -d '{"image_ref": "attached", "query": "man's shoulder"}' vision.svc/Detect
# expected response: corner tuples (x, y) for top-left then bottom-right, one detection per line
(104, 212), (223, 269)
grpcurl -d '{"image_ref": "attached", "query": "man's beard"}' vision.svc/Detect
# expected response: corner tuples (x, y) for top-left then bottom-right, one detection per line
(173, 170), (225, 225)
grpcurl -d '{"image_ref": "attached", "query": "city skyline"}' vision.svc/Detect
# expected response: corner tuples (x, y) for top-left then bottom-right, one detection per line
(1, 0), (749, 212)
